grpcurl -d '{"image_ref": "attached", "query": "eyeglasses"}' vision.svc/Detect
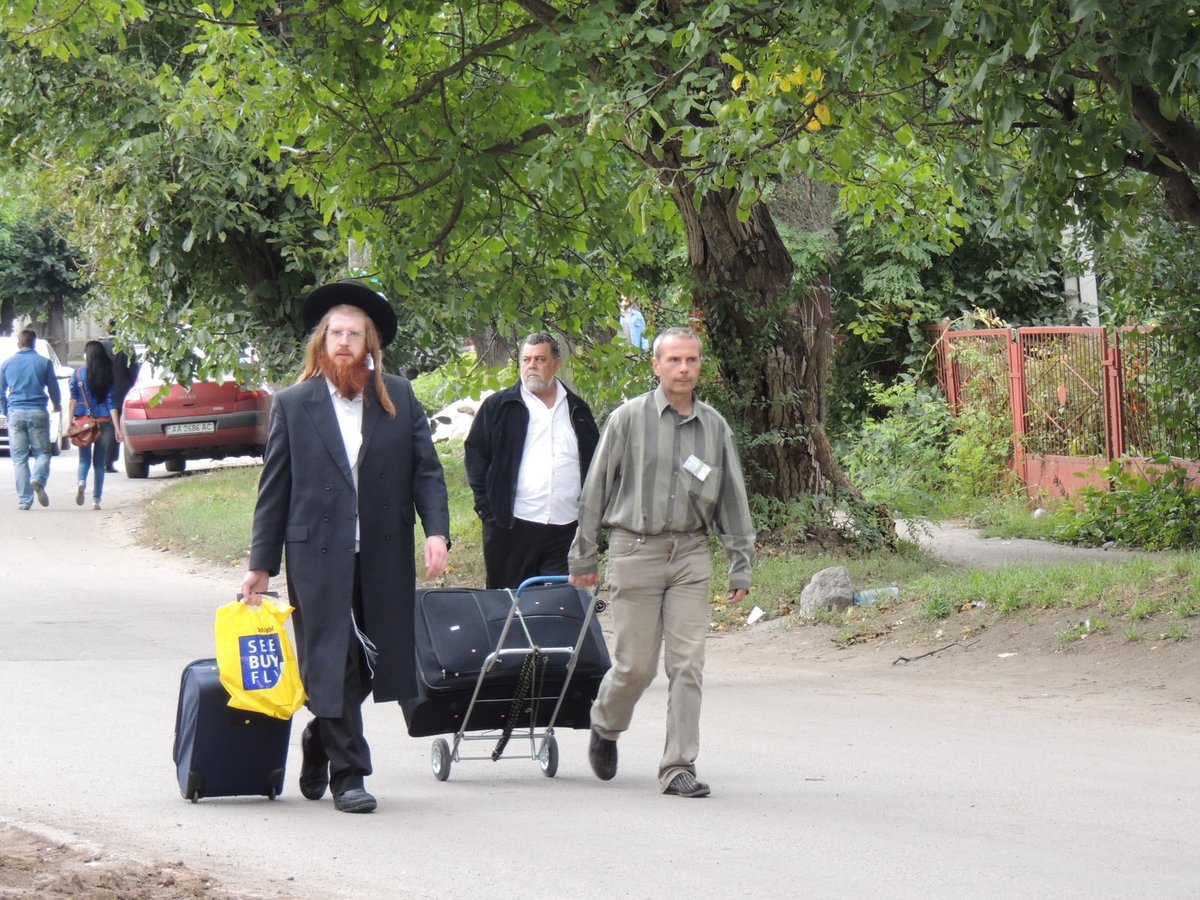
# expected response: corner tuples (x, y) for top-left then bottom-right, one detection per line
(328, 329), (366, 341)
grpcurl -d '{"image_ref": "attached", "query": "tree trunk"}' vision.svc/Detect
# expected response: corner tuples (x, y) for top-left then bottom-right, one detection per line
(470, 324), (513, 368)
(0, 298), (12, 335)
(46, 297), (68, 362)
(664, 183), (858, 502)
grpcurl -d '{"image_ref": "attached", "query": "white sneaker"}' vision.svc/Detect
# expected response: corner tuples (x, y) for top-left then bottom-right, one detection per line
(92, 500), (101, 510)
(76, 481), (86, 506)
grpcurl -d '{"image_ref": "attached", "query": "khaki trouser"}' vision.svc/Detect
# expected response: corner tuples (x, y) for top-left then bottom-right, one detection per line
(591, 528), (712, 790)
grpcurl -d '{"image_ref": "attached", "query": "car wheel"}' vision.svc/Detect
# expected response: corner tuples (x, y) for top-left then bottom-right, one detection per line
(124, 447), (150, 479)
(164, 458), (186, 474)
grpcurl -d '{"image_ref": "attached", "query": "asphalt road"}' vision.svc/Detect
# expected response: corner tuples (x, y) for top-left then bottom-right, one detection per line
(1, 448), (1198, 899)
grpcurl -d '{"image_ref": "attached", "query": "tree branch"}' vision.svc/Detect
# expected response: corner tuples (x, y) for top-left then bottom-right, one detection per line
(395, 22), (543, 113)
(511, 0), (574, 32)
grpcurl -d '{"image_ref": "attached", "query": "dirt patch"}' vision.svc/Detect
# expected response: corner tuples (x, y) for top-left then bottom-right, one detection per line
(0, 824), (262, 899)
(721, 592), (1200, 718)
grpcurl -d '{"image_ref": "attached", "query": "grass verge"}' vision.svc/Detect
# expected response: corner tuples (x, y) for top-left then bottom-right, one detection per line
(137, 444), (1200, 646)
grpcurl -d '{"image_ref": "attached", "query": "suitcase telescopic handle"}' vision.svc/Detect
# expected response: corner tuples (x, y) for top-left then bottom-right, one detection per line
(515, 574), (569, 594)
(514, 575), (604, 613)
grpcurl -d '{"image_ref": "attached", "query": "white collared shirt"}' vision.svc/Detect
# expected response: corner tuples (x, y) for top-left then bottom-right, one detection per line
(513, 378), (581, 525)
(325, 377), (364, 547)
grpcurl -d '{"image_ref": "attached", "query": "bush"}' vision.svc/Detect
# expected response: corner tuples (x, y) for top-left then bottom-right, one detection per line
(1052, 456), (1200, 550)
(944, 398), (1018, 501)
(838, 380), (955, 517)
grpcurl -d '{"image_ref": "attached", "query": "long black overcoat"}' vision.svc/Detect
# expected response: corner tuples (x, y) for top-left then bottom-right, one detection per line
(247, 374), (450, 716)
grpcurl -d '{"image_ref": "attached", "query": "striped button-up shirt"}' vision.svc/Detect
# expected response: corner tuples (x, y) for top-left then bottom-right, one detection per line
(568, 386), (755, 589)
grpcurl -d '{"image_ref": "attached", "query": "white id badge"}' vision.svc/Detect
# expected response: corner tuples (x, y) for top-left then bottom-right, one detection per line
(682, 454), (712, 481)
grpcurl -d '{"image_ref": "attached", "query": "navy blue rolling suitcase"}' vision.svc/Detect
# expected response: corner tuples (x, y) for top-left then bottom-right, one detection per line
(172, 658), (292, 802)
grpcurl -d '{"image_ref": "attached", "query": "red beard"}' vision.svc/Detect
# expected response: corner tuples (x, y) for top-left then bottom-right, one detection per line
(326, 353), (370, 399)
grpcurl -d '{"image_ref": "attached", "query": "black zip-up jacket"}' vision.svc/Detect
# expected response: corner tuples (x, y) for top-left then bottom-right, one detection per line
(464, 380), (600, 529)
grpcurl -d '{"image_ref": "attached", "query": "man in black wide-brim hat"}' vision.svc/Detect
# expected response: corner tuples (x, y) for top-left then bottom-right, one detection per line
(241, 278), (451, 813)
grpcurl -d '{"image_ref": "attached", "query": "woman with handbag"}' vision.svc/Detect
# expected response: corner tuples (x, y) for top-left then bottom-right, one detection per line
(69, 340), (124, 510)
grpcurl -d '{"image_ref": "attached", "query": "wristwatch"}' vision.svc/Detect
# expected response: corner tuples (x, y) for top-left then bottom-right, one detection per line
(432, 534), (452, 551)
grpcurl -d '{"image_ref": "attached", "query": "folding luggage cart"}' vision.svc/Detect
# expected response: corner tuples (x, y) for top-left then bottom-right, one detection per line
(420, 575), (608, 781)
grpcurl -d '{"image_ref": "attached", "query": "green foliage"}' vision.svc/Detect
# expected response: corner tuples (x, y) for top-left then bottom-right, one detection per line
(11, 0), (1200, 509)
(748, 492), (897, 554)
(838, 371), (1017, 518)
(838, 380), (955, 517)
(825, 0), (1200, 242)
(825, 196), (1065, 434)
(1094, 198), (1200, 332)
(942, 372), (1017, 503)
(0, 194), (90, 323)
(1052, 457), (1200, 550)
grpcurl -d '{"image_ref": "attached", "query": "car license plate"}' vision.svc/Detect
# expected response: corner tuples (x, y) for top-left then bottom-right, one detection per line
(164, 422), (216, 436)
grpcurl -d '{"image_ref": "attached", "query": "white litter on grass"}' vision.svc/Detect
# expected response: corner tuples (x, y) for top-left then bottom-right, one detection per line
(746, 605), (764, 625)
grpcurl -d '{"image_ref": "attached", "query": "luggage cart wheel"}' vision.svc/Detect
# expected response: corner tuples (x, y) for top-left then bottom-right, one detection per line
(431, 738), (452, 781)
(539, 736), (559, 778)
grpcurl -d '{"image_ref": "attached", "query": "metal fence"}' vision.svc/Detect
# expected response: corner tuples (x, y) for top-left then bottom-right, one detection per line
(927, 324), (1200, 498)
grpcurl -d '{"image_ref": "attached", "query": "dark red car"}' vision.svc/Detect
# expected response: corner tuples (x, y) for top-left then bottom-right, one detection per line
(120, 362), (272, 478)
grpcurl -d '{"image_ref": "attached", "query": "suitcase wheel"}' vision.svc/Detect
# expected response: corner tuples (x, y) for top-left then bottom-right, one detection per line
(538, 736), (559, 778)
(431, 738), (452, 782)
(185, 771), (203, 803)
(267, 768), (285, 800)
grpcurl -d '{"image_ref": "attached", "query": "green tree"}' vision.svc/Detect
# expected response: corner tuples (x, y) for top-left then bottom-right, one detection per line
(8, 0), (1200, 508)
(824, 0), (1200, 238)
(0, 19), (343, 382)
(0, 194), (89, 358)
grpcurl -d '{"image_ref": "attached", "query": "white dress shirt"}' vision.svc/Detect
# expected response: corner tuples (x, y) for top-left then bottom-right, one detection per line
(513, 379), (581, 525)
(326, 378), (364, 547)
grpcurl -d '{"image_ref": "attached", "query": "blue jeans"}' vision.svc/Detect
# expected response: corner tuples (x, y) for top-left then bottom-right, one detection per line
(8, 407), (52, 507)
(76, 420), (115, 501)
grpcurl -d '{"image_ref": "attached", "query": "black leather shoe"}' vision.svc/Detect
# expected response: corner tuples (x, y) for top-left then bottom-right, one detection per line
(298, 727), (329, 801)
(104, 465), (118, 473)
(333, 788), (377, 813)
(588, 728), (617, 781)
(664, 772), (710, 798)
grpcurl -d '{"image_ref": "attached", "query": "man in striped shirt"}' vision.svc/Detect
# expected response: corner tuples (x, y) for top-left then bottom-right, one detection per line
(569, 326), (754, 798)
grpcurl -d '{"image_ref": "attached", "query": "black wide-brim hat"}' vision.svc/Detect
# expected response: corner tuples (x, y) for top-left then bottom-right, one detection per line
(302, 279), (398, 348)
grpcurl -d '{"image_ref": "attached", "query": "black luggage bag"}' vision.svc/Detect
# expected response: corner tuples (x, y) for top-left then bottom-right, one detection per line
(400, 583), (611, 738)
(172, 658), (292, 802)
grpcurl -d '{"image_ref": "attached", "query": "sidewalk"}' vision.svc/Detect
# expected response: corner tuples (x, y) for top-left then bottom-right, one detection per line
(898, 519), (1143, 568)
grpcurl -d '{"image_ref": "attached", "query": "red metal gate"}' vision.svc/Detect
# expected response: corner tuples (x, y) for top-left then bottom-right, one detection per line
(927, 324), (1200, 498)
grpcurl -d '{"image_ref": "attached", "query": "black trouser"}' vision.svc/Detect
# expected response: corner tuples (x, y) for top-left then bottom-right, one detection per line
(304, 555), (373, 795)
(481, 518), (578, 589)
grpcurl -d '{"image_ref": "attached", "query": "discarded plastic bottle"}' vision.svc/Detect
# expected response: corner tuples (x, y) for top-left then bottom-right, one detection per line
(852, 585), (900, 606)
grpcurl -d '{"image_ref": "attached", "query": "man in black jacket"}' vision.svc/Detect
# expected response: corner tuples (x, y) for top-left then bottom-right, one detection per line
(465, 332), (599, 589)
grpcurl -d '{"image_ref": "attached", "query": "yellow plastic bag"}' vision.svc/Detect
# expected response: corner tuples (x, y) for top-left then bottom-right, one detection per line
(214, 596), (307, 720)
